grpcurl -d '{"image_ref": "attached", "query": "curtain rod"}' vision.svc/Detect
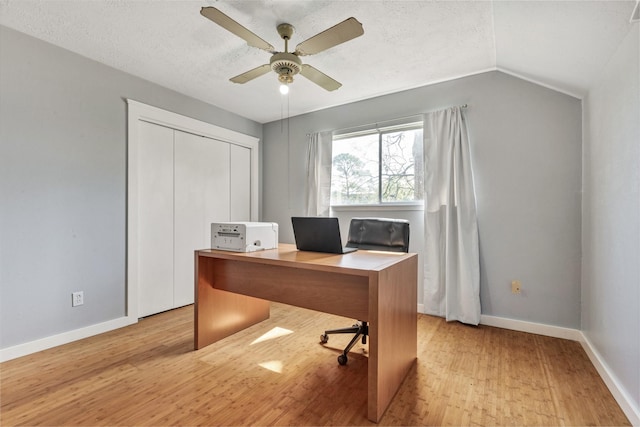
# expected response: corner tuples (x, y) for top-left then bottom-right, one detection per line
(318, 103), (468, 137)
(424, 103), (468, 114)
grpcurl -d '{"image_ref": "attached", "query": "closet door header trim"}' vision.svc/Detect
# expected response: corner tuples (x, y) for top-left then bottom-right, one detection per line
(126, 99), (259, 148)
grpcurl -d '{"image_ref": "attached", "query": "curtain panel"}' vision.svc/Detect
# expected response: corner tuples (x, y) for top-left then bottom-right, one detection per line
(423, 106), (481, 325)
(305, 131), (333, 217)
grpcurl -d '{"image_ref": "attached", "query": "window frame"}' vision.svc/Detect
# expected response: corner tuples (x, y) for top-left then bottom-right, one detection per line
(331, 120), (424, 209)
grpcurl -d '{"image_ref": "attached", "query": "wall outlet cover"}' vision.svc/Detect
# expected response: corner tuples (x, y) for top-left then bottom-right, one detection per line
(72, 291), (84, 307)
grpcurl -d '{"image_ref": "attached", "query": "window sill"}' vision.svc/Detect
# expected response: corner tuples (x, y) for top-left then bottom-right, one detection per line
(331, 203), (424, 212)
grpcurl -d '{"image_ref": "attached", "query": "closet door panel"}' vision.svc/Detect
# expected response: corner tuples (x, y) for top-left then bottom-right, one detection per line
(174, 131), (230, 307)
(230, 144), (251, 221)
(138, 121), (174, 317)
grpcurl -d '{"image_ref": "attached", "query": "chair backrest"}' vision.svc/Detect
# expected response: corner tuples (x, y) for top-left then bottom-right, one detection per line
(346, 217), (410, 253)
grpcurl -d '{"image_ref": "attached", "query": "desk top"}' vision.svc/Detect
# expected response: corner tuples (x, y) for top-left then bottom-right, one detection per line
(197, 243), (415, 276)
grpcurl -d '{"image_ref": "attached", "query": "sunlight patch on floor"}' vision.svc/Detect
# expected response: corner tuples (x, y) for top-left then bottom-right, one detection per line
(258, 360), (284, 373)
(250, 326), (294, 345)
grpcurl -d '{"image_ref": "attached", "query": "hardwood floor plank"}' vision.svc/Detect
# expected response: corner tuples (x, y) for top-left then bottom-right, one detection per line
(0, 303), (630, 426)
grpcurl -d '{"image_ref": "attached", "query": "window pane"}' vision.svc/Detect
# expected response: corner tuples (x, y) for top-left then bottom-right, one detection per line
(381, 129), (423, 202)
(331, 134), (378, 204)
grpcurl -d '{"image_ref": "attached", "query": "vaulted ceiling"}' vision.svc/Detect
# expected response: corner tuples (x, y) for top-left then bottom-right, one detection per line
(0, 1), (636, 123)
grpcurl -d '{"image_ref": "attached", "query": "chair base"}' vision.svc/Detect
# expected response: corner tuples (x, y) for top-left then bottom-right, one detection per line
(320, 321), (368, 365)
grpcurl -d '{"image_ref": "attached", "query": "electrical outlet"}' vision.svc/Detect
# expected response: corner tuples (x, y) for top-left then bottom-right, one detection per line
(511, 280), (522, 294)
(72, 291), (84, 307)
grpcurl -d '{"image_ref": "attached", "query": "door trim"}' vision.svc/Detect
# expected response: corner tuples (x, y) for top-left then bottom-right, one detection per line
(126, 99), (259, 320)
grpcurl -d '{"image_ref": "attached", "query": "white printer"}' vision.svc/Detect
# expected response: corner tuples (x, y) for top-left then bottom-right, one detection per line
(211, 222), (278, 252)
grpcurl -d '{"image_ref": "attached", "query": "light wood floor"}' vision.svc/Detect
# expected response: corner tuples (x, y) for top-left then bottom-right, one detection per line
(1, 303), (629, 426)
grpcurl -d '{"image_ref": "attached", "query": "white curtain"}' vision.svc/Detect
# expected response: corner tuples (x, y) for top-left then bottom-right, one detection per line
(423, 107), (481, 325)
(305, 131), (333, 217)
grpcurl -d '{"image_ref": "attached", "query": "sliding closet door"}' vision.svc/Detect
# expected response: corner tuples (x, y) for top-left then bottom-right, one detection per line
(128, 99), (259, 321)
(230, 144), (251, 221)
(138, 121), (175, 317)
(174, 131), (230, 307)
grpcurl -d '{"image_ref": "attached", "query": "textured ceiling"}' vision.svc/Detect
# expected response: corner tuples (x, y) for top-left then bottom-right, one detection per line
(0, 1), (636, 123)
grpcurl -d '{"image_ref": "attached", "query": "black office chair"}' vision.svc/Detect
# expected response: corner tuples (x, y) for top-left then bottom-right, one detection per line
(320, 217), (410, 365)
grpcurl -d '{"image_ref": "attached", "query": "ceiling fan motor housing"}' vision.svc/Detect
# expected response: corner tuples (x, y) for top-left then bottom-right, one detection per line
(270, 52), (302, 83)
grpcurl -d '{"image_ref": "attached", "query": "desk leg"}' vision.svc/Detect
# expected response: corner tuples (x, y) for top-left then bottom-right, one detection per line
(194, 255), (270, 350)
(367, 256), (418, 422)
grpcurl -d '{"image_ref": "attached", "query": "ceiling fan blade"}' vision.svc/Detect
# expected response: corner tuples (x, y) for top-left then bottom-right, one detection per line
(295, 17), (364, 56)
(230, 64), (272, 84)
(299, 64), (342, 91)
(201, 7), (274, 52)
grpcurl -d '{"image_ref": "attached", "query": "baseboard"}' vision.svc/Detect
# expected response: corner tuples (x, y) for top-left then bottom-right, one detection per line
(0, 315), (138, 363)
(479, 314), (583, 341)
(579, 333), (640, 426)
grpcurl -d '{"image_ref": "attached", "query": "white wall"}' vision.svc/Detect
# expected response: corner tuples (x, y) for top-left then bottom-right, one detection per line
(582, 24), (640, 422)
(0, 26), (262, 351)
(262, 70), (583, 329)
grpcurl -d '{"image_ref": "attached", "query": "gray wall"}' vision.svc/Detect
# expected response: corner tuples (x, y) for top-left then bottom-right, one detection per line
(583, 25), (640, 416)
(262, 71), (583, 328)
(0, 26), (262, 349)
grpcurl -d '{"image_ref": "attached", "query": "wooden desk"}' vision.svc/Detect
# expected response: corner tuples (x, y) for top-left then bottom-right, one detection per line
(194, 243), (417, 423)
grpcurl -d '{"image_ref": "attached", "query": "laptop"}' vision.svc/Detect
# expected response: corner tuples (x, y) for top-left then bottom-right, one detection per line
(291, 217), (357, 254)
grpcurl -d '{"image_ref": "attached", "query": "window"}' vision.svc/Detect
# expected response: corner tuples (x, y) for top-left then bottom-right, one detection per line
(331, 122), (423, 206)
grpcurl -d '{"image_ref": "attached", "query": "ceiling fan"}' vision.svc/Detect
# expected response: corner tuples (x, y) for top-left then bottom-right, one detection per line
(200, 7), (364, 92)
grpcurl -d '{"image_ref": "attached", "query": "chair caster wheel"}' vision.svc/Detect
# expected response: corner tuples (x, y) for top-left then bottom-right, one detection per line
(338, 354), (348, 365)
(320, 334), (328, 344)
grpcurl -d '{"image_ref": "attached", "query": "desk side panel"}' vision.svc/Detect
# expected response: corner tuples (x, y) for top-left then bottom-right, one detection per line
(195, 255), (270, 350)
(368, 254), (418, 422)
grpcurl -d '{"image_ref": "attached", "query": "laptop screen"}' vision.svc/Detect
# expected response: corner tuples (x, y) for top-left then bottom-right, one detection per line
(291, 217), (355, 254)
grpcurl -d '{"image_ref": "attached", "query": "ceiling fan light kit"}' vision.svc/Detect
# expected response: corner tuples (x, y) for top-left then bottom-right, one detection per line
(200, 7), (364, 92)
